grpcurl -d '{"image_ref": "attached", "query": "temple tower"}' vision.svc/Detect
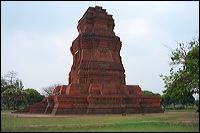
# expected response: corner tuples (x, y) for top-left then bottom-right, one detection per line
(15, 6), (163, 114)
(67, 6), (128, 97)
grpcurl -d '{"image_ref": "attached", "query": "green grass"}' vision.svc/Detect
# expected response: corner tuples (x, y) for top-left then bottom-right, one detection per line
(1, 110), (199, 132)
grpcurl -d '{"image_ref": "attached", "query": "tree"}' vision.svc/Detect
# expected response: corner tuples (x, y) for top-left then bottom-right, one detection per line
(195, 99), (199, 108)
(1, 88), (28, 110)
(1, 77), (8, 93)
(24, 88), (44, 106)
(160, 38), (199, 108)
(14, 79), (24, 90)
(42, 83), (61, 97)
(143, 90), (160, 96)
(1, 71), (46, 110)
(4, 70), (17, 85)
(1, 71), (23, 93)
(1, 71), (26, 109)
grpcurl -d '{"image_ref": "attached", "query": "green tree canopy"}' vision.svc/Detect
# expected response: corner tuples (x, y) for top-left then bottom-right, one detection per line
(1, 77), (8, 93)
(143, 90), (160, 96)
(1, 71), (44, 110)
(160, 38), (198, 108)
(1, 88), (28, 109)
(24, 88), (44, 106)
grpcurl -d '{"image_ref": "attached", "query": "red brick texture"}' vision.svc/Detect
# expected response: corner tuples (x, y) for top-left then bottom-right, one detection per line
(15, 6), (163, 114)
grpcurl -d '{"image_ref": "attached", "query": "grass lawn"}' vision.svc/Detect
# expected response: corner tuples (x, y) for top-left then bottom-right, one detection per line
(1, 109), (199, 132)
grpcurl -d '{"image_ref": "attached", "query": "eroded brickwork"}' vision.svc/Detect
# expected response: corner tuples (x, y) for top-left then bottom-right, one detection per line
(15, 6), (163, 114)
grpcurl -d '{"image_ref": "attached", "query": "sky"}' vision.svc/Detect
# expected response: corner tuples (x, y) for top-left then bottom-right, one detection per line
(1, 1), (199, 96)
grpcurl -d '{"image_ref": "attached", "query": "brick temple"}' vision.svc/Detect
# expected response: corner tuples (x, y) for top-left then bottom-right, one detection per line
(16, 6), (163, 114)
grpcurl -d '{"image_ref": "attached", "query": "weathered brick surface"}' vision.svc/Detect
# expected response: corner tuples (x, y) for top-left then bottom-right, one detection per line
(15, 6), (163, 114)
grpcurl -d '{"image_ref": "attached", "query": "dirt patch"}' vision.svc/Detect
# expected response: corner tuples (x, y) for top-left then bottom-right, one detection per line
(1, 112), (74, 118)
(176, 117), (199, 124)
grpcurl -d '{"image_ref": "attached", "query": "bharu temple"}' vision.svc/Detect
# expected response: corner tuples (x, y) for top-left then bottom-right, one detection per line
(16, 6), (163, 114)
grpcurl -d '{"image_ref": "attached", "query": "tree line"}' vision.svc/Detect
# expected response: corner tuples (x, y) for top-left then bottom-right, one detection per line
(1, 71), (58, 110)
(160, 38), (199, 109)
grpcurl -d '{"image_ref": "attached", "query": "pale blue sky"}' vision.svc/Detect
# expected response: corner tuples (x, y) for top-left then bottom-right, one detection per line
(1, 1), (199, 95)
